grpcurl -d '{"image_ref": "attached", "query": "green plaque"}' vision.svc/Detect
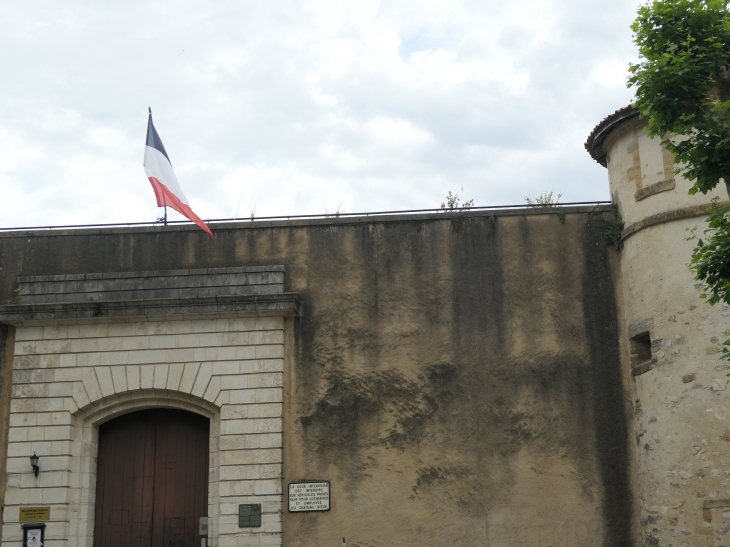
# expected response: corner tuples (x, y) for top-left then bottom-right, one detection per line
(239, 504), (261, 528)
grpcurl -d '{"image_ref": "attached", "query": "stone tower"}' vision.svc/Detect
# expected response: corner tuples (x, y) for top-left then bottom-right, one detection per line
(587, 106), (730, 546)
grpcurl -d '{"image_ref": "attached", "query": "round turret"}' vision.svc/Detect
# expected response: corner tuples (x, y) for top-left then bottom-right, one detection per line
(587, 106), (730, 546)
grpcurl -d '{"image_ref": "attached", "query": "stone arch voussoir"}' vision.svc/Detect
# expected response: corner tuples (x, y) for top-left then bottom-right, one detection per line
(73, 388), (220, 426)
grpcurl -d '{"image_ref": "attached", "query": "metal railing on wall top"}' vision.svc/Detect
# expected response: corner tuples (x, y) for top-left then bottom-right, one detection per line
(0, 201), (611, 233)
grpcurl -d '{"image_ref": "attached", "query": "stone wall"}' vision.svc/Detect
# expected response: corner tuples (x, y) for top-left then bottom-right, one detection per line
(0, 208), (633, 547)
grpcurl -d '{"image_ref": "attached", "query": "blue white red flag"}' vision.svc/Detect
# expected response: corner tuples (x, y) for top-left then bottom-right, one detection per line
(143, 110), (213, 238)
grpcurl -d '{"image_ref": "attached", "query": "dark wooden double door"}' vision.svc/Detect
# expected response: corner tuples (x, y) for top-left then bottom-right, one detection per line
(93, 409), (209, 547)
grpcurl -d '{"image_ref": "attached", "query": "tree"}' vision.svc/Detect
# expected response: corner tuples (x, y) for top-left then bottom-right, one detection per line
(629, 0), (730, 197)
(629, 0), (730, 358)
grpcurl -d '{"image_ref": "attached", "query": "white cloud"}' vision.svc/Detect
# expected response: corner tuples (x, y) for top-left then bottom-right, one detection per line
(0, 0), (644, 228)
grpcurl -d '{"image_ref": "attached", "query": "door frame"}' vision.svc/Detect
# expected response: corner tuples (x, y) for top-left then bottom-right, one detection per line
(67, 390), (220, 547)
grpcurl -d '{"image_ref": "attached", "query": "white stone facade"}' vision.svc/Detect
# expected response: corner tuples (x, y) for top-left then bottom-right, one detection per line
(1, 314), (287, 547)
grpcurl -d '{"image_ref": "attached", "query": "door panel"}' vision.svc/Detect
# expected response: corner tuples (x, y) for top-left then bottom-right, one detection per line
(94, 409), (209, 547)
(163, 517), (186, 547)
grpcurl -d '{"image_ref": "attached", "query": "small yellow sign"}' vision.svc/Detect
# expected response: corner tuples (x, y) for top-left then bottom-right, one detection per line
(19, 507), (50, 522)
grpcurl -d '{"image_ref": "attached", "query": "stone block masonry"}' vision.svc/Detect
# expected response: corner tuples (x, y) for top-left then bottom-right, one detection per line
(0, 267), (301, 547)
(595, 110), (730, 546)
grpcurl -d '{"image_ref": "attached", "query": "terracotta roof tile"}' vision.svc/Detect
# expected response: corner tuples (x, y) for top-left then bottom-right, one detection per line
(585, 104), (639, 167)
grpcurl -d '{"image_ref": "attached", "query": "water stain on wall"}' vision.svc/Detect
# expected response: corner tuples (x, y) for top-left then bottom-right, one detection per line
(0, 210), (631, 546)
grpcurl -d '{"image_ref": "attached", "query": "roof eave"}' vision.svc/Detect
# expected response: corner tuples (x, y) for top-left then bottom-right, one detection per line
(584, 104), (640, 167)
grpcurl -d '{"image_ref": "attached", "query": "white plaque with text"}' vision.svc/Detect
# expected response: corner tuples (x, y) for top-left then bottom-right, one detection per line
(288, 481), (330, 512)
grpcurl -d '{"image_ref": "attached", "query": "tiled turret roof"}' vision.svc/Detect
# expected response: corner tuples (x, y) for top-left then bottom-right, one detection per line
(585, 104), (639, 167)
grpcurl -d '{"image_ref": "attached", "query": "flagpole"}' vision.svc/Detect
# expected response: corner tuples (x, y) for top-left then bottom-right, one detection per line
(164, 206), (167, 226)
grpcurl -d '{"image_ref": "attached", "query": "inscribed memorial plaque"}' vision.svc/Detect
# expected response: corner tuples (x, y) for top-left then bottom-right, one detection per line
(19, 507), (50, 522)
(288, 481), (330, 512)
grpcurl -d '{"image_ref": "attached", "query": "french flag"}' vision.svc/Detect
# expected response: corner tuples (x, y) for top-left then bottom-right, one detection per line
(143, 110), (214, 238)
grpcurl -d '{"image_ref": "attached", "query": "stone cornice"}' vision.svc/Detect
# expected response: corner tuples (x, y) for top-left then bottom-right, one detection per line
(622, 202), (730, 241)
(0, 293), (303, 325)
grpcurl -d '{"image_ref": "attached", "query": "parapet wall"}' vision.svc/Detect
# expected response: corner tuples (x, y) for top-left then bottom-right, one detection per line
(0, 208), (634, 546)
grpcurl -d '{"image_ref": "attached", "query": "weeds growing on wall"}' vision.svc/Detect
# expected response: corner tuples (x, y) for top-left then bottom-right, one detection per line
(441, 189), (474, 232)
(3, 288), (21, 305)
(325, 201), (346, 218)
(440, 190), (474, 211)
(600, 204), (625, 250)
(524, 190), (563, 208)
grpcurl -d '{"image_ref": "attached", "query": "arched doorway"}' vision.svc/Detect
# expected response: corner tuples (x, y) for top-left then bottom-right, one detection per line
(93, 409), (210, 547)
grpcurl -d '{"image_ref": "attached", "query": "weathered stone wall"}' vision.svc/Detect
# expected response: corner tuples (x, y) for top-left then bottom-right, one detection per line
(604, 118), (730, 546)
(0, 208), (632, 546)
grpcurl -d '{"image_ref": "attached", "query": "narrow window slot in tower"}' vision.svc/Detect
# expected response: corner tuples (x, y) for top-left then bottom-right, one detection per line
(630, 331), (653, 375)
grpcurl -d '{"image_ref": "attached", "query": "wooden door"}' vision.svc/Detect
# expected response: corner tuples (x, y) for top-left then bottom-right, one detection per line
(93, 409), (209, 547)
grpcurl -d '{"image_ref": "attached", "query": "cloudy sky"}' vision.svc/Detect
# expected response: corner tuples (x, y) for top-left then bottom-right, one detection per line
(0, 0), (642, 228)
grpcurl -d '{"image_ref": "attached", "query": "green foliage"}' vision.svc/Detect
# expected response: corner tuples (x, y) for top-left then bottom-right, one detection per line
(630, 0), (730, 360)
(628, 0), (730, 195)
(524, 190), (563, 208)
(687, 199), (730, 357)
(687, 199), (730, 305)
(600, 204), (625, 250)
(441, 190), (474, 211)
(3, 288), (21, 305)
(440, 189), (474, 232)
